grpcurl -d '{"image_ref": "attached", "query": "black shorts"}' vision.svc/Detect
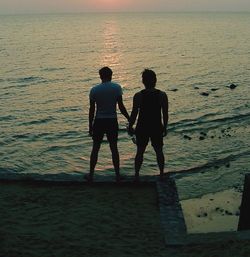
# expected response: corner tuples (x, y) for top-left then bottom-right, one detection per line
(92, 118), (118, 143)
(135, 131), (163, 148)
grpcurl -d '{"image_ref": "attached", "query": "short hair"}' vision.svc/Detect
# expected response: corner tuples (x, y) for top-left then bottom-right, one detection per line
(99, 66), (113, 81)
(142, 69), (157, 88)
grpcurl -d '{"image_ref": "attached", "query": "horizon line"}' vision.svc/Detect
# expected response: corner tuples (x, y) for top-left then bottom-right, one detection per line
(0, 10), (250, 16)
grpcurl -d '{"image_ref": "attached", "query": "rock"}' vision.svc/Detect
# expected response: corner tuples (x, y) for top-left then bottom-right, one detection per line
(194, 86), (199, 90)
(199, 136), (205, 140)
(226, 163), (230, 168)
(210, 198), (214, 201)
(211, 136), (215, 139)
(200, 132), (207, 136)
(183, 135), (192, 140)
(225, 210), (233, 216)
(229, 83), (237, 89)
(200, 92), (209, 96)
(211, 88), (219, 91)
(170, 89), (178, 92)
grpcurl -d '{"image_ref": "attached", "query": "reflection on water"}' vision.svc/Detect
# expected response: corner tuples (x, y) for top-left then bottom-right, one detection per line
(100, 19), (124, 79)
(0, 13), (249, 198)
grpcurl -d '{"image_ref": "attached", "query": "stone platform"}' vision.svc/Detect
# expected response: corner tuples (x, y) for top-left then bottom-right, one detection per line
(1, 173), (250, 246)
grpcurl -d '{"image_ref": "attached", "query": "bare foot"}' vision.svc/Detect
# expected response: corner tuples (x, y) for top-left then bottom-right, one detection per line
(116, 175), (124, 183)
(133, 176), (140, 183)
(159, 173), (170, 181)
(84, 174), (93, 183)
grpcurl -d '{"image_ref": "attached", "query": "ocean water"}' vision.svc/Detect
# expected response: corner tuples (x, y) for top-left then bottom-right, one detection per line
(0, 13), (249, 198)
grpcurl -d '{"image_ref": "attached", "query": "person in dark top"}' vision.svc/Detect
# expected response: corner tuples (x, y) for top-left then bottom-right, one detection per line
(128, 69), (169, 181)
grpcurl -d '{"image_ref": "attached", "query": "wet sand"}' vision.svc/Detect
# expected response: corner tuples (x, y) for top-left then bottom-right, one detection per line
(0, 182), (250, 257)
(181, 189), (242, 234)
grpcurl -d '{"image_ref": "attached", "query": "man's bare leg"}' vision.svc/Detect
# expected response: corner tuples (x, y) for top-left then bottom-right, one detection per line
(109, 142), (121, 182)
(87, 141), (101, 182)
(153, 145), (165, 180)
(134, 145), (147, 182)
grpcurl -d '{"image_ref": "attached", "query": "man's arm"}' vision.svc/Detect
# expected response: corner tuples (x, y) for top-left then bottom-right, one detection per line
(117, 95), (130, 122)
(128, 93), (140, 135)
(161, 92), (169, 137)
(89, 99), (95, 136)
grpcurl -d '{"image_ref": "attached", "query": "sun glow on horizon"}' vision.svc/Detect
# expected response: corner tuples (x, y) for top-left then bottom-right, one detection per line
(0, 0), (250, 14)
(88, 0), (133, 11)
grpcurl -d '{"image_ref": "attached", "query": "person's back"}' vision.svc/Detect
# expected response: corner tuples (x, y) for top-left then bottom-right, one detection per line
(136, 88), (162, 134)
(90, 82), (122, 119)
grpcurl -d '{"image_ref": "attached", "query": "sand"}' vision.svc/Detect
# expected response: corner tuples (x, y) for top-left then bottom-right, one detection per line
(0, 181), (250, 257)
(181, 189), (242, 234)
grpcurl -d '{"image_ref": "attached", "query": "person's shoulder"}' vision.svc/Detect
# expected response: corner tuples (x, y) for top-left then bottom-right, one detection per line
(134, 90), (142, 97)
(91, 83), (101, 90)
(90, 84), (101, 98)
(91, 83), (103, 92)
(158, 90), (168, 104)
(110, 82), (122, 88)
(133, 91), (143, 100)
(110, 82), (122, 96)
(158, 89), (168, 97)
(157, 89), (166, 94)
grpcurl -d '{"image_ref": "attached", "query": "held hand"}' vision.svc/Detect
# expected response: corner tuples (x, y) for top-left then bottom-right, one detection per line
(127, 125), (135, 136)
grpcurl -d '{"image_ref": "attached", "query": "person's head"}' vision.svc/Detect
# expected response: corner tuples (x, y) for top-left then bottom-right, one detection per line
(141, 69), (157, 88)
(99, 66), (113, 82)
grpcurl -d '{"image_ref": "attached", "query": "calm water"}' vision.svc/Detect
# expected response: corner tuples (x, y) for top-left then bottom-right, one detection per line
(0, 13), (249, 198)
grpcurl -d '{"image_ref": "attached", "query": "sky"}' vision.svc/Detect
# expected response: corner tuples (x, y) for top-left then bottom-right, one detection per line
(0, 0), (250, 14)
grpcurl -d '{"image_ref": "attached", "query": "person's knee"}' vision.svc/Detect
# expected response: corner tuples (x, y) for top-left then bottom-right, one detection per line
(92, 142), (101, 152)
(136, 146), (146, 157)
(109, 142), (118, 152)
(153, 145), (163, 154)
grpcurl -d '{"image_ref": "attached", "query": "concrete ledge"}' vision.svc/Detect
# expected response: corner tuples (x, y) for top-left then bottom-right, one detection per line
(157, 177), (187, 246)
(2, 173), (250, 246)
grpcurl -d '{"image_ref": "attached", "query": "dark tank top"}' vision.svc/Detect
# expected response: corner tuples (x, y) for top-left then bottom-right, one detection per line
(136, 89), (163, 134)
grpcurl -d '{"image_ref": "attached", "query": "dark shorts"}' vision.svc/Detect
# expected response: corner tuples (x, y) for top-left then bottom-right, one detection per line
(92, 118), (118, 143)
(135, 131), (163, 148)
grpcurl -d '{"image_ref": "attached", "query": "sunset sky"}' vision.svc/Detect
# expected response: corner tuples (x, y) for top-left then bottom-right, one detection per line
(1, 0), (250, 14)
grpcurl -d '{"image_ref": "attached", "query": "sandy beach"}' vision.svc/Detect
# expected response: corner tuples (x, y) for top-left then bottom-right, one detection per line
(1, 181), (250, 257)
(181, 189), (242, 234)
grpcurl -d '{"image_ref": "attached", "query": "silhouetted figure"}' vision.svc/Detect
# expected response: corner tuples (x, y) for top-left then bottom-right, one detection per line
(86, 67), (130, 182)
(128, 69), (169, 182)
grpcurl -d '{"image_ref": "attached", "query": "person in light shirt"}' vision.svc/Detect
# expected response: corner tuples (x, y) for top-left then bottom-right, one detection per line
(86, 67), (130, 182)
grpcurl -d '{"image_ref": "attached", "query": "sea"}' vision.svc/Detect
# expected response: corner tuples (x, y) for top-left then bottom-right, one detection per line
(0, 12), (249, 199)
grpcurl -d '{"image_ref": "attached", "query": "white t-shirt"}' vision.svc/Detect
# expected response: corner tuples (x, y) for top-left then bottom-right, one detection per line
(89, 82), (123, 119)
